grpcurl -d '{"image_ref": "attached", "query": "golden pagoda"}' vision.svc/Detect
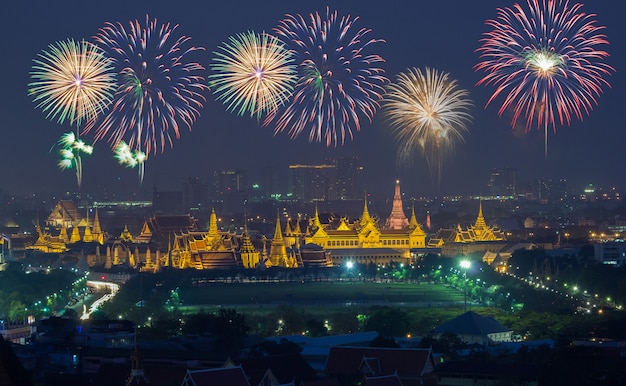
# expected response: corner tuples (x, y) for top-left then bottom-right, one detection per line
(28, 223), (67, 254)
(240, 214), (260, 269)
(301, 185), (427, 265)
(427, 200), (506, 252)
(454, 200), (505, 243)
(269, 211), (298, 268)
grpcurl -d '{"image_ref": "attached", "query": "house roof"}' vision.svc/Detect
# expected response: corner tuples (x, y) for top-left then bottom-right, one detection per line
(91, 363), (188, 386)
(237, 353), (317, 385)
(365, 374), (404, 386)
(433, 311), (511, 336)
(301, 379), (341, 386)
(435, 360), (540, 379)
(324, 346), (434, 378)
(183, 366), (250, 386)
(0, 337), (33, 386)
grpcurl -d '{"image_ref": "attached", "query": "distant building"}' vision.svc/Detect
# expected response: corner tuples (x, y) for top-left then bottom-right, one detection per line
(289, 164), (336, 202)
(152, 189), (183, 214)
(211, 169), (248, 214)
(427, 200), (506, 256)
(289, 157), (364, 203)
(433, 311), (513, 345)
(302, 189), (427, 265)
(181, 367), (250, 386)
(384, 180), (409, 230)
(594, 241), (626, 267)
(435, 361), (539, 386)
(533, 178), (569, 203)
(332, 156), (364, 201)
(488, 168), (516, 197)
(183, 177), (209, 212)
(324, 346), (436, 386)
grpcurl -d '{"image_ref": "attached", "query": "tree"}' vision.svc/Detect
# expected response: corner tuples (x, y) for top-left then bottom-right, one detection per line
(364, 306), (412, 338)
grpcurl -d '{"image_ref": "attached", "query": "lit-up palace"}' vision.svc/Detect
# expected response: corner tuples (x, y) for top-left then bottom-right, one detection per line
(25, 181), (506, 271)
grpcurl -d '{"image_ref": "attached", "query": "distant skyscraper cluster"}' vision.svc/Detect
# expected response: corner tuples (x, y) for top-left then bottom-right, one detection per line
(488, 168), (516, 198)
(289, 157), (363, 202)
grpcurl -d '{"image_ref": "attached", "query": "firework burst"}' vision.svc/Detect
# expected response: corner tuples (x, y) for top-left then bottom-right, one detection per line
(266, 7), (388, 147)
(114, 141), (146, 169)
(210, 31), (297, 119)
(29, 38), (116, 127)
(383, 67), (473, 191)
(475, 0), (614, 156)
(85, 15), (209, 182)
(29, 39), (115, 187)
(52, 132), (94, 186)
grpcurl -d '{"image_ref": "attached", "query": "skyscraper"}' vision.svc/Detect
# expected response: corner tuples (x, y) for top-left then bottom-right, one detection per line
(488, 168), (516, 197)
(332, 156), (363, 201)
(289, 164), (336, 202)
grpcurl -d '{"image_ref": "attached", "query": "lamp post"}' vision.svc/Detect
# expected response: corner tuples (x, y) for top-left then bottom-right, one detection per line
(460, 260), (471, 313)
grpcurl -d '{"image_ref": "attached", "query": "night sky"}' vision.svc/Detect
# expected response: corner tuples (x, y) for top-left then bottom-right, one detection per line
(1, 0), (624, 199)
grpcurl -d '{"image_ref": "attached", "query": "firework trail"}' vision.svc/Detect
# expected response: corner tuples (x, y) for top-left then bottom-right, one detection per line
(383, 67), (473, 191)
(475, 0), (614, 157)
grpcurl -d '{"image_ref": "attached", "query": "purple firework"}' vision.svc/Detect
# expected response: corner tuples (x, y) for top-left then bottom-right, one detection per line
(266, 7), (389, 147)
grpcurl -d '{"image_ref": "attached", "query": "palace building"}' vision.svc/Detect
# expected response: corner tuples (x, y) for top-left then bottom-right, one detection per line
(298, 181), (427, 266)
(28, 205), (106, 254)
(427, 200), (507, 256)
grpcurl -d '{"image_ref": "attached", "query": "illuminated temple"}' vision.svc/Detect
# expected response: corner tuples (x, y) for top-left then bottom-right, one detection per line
(28, 201), (105, 253)
(427, 200), (507, 255)
(26, 184), (507, 271)
(300, 184), (427, 266)
(166, 209), (327, 270)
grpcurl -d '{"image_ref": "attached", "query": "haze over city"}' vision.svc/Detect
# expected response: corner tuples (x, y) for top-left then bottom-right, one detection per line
(1, 0), (624, 199)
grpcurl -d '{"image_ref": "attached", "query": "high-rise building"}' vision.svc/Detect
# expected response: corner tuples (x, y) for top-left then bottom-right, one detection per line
(183, 177), (209, 212)
(152, 189), (183, 214)
(533, 178), (568, 203)
(288, 157), (364, 203)
(209, 170), (249, 215)
(212, 170), (248, 199)
(488, 168), (516, 197)
(289, 164), (336, 202)
(332, 156), (363, 201)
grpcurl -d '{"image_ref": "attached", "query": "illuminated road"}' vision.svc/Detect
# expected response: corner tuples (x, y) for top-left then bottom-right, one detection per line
(80, 280), (120, 319)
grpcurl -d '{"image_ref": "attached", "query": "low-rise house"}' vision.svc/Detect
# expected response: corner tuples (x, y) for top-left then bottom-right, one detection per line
(324, 346), (435, 386)
(432, 311), (513, 345)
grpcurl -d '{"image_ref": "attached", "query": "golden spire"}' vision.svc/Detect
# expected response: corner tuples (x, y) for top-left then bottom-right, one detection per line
(70, 226), (81, 244)
(360, 192), (372, 226)
(120, 225), (135, 242)
(313, 204), (323, 229)
(273, 209), (283, 241)
(208, 208), (219, 238)
(83, 210), (93, 242)
(93, 208), (102, 234)
(59, 225), (69, 244)
(409, 201), (419, 229)
(475, 199), (487, 230)
(269, 209), (288, 267)
(240, 208), (259, 268)
(294, 215), (302, 235)
(285, 217), (293, 236)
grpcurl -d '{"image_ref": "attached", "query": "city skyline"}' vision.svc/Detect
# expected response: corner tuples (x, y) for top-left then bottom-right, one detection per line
(1, 0), (624, 198)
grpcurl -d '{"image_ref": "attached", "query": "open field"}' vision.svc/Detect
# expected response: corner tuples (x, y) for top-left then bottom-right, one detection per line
(178, 281), (467, 312)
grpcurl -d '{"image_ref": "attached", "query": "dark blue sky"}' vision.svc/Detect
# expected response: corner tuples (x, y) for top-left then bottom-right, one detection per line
(1, 0), (624, 198)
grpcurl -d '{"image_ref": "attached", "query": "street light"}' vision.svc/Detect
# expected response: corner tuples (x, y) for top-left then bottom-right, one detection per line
(460, 260), (471, 313)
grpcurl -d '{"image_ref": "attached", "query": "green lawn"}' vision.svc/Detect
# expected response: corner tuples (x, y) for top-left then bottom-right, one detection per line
(179, 281), (464, 308)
